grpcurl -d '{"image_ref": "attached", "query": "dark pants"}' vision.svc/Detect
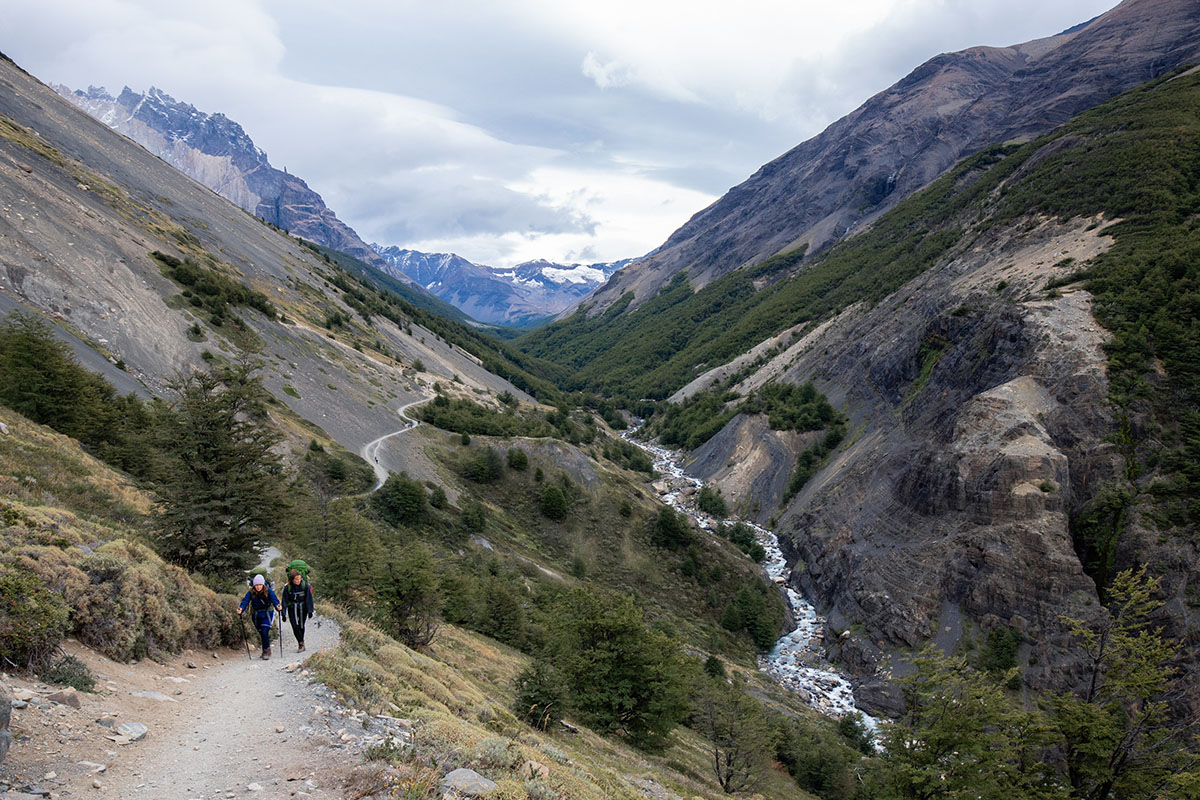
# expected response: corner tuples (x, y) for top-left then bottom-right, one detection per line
(288, 616), (306, 645)
(253, 612), (273, 650)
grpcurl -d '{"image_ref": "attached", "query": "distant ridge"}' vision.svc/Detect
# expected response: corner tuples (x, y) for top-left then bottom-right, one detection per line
(583, 0), (1200, 315)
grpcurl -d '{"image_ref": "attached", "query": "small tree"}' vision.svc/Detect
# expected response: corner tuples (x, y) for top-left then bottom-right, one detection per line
(540, 485), (568, 520)
(373, 471), (427, 525)
(507, 447), (528, 470)
(548, 586), (689, 750)
(698, 485), (727, 517)
(1051, 566), (1200, 800)
(154, 364), (287, 574)
(380, 544), (440, 648)
(513, 660), (567, 730)
(877, 647), (1062, 800)
(651, 507), (691, 549)
(318, 502), (384, 606)
(462, 447), (503, 482)
(694, 674), (772, 794)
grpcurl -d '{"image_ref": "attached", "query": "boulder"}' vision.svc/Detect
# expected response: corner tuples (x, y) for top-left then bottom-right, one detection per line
(518, 760), (549, 781)
(440, 768), (497, 797)
(47, 687), (82, 709)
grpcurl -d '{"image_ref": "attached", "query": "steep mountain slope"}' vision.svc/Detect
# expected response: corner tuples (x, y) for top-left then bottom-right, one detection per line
(651, 68), (1200, 713)
(57, 84), (627, 328)
(0, 53), (533, 469)
(582, 0), (1200, 315)
(56, 84), (403, 276)
(373, 245), (626, 326)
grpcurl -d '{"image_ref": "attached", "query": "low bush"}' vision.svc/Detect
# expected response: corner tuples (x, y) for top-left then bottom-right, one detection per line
(0, 566), (70, 669)
(39, 654), (95, 692)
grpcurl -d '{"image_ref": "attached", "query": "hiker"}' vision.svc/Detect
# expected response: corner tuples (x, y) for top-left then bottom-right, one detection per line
(281, 568), (315, 652)
(237, 574), (281, 659)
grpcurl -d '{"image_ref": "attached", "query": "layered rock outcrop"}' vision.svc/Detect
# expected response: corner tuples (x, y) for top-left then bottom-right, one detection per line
(687, 215), (1126, 710)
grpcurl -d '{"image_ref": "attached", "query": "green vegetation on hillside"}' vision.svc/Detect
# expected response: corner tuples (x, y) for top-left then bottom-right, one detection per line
(152, 250), (277, 323)
(528, 67), (1200, 567)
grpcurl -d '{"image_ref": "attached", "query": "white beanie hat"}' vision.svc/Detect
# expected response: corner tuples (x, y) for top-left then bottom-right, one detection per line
(252, 574), (265, 586)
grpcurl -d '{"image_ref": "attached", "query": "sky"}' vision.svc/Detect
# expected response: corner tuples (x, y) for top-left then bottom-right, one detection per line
(2, 0), (1118, 267)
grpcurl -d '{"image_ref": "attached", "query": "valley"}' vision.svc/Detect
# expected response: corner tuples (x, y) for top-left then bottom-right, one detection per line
(2, 1), (1200, 798)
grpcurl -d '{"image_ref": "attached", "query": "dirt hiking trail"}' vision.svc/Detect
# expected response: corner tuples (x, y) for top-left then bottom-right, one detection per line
(0, 613), (378, 800)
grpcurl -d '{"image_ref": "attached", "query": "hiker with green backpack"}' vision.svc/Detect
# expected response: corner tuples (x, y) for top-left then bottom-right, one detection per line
(281, 560), (315, 652)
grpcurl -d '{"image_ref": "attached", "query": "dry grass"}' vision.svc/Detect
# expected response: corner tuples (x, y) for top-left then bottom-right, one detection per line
(0, 410), (239, 662)
(310, 606), (818, 800)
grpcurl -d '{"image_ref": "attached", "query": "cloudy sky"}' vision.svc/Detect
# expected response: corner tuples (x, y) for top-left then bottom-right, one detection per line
(4, 0), (1117, 267)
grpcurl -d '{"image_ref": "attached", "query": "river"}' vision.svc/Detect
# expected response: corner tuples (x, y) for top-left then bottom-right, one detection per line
(622, 429), (878, 731)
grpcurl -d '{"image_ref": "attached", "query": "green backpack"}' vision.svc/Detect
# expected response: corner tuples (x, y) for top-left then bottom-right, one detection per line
(286, 559), (311, 584)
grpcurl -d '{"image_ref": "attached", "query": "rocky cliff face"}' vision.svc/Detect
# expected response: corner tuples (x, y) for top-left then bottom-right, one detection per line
(685, 214), (1132, 711)
(374, 245), (625, 326)
(585, 0), (1200, 315)
(56, 85), (400, 275)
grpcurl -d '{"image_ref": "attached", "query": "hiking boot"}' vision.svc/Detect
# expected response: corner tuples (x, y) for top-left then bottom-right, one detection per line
(261, 647), (271, 660)
(298, 642), (305, 652)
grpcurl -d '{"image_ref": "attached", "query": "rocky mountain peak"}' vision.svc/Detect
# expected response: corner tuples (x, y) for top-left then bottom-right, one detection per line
(57, 82), (398, 275)
(583, 0), (1200, 316)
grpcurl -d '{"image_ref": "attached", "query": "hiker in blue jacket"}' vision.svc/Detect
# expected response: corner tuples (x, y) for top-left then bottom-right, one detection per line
(281, 569), (314, 652)
(237, 574), (282, 659)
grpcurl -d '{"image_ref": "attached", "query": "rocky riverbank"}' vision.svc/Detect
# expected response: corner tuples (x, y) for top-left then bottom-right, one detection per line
(623, 430), (877, 729)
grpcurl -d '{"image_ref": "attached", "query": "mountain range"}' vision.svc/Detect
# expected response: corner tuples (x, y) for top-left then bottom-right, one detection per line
(372, 245), (627, 327)
(518, 0), (1200, 714)
(56, 84), (628, 326)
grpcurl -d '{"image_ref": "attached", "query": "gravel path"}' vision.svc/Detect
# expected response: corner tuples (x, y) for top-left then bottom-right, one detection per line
(0, 615), (367, 800)
(99, 616), (349, 800)
(361, 397), (431, 490)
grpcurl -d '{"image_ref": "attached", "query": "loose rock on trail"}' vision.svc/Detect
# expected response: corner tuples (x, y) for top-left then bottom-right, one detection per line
(0, 614), (394, 799)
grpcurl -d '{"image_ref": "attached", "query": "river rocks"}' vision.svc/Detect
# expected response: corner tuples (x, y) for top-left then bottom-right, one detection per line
(440, 768), (497, 797)
(0, 682), (11, 764)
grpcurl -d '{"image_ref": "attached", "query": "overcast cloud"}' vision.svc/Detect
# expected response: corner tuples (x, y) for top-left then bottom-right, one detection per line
(2, 0), (1117, 266)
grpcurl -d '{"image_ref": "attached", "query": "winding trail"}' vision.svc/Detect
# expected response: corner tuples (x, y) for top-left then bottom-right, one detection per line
(360, 397), (432, 490)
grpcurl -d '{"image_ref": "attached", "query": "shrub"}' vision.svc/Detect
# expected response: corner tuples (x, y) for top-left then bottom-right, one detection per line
(698, 485), (727, 516)
(471, 736), (514, 769)
(525, 779), (561, 800)
(40, 654), (95, 692)
(429, 485), (448, 509)
(373, 472), (427, 526)
(650, 507), (691, 549)
(507, 448), (529, 470)
(0, 567), (70, 669)
(462, 447), (504, 483)
(462, 500), (487, 532)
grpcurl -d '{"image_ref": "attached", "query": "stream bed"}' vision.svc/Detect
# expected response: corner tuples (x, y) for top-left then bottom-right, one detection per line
(624, 430), (878, 730)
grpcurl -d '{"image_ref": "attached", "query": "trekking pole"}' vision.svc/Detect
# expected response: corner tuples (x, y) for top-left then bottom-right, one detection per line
(276, 609), (284, 658)
(237, 611), (253, 661)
